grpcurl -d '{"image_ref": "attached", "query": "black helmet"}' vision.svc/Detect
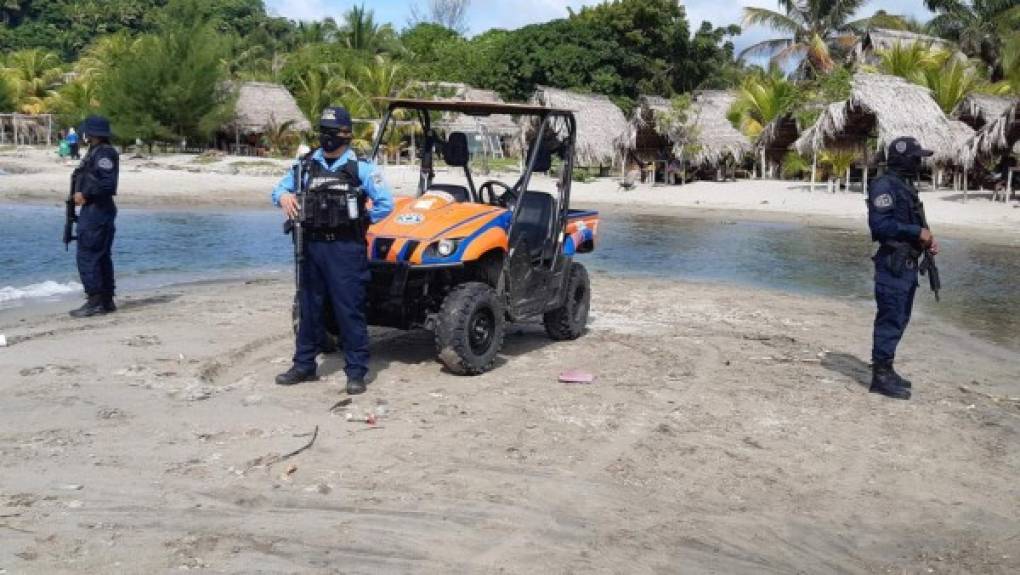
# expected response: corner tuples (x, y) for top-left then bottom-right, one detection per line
(80, 115), (113, 139)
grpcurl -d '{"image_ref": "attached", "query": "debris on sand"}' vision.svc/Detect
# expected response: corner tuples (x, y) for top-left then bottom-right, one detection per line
(559, 369), (596, 384)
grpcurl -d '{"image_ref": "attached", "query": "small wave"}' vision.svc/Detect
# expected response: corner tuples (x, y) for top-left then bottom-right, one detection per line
(0, 280), (83, 304)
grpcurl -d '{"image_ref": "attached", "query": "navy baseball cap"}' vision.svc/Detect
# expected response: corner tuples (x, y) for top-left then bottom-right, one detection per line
(888, 136), (933, 159)
(319, 106), (353, 130)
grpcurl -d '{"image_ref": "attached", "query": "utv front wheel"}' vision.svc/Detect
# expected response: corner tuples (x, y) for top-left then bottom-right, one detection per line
(544, 262), (590, 340)
(436, 282), (505, 375)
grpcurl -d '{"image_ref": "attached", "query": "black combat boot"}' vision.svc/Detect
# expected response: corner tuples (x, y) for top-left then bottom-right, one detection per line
(889, 363), (911, 389)
(275, 366), (318, 386)
(346, 377), (367, 395)
(102, 294), (117, 313)
(69, 295), (107, 318)
(870, 362), (911, 400)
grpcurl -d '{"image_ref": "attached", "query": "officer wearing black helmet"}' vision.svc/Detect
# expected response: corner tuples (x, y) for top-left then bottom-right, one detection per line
(271, 106), (394, 395)
(867, 136), (940, 400)
(69, 115), (120, 318)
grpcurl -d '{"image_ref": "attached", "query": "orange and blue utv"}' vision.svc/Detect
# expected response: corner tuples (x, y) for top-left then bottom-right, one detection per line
(331, 99), (599, 374)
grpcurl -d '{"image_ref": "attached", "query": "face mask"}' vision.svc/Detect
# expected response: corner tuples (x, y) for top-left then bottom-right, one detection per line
(319, 132), (351, 153)
(889, 154), (921, 176)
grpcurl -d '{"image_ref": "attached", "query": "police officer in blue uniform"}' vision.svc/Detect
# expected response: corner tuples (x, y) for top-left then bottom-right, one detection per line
(69, 116), (119, 318)
(272, 106), (394, 395)
(867, 136), (940, 400)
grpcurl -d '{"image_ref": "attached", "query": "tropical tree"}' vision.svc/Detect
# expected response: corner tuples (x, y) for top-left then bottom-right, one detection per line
(924, 0), (1020, 81)
(46, 77), (101, 127)
(2, 49), (63, 114)
(0, 74), (16, 111)
(740, 0), (907, 75)
(340, 56), (416, 159)
(1003, 32), (1020, 93)
(262, 117), (299, 156)
(340, 4), (400, 55)
(919, 56), (984, 113)
(726, 68), (800, 138)
(293, 65), (347, 127)
(874, 41), (942, 79)
(409, 0), (471, 34)
(2, 0), (23, 26)
(820, 148), (857, 188)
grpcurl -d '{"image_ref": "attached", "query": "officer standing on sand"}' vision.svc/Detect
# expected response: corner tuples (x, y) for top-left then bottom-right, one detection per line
(272, 106), (393, 395)
(867, 136), (940, 400)
(69, 116), (119, 318)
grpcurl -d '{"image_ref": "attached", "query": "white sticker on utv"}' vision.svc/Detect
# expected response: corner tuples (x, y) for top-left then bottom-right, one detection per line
(397, 213), (424, 225)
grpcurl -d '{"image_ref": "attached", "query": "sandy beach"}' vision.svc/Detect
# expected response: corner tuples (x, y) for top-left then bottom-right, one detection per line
(0, 274), (1017, 573)
(3, 147), (1020, 244)
(2, 146), (1019, 573)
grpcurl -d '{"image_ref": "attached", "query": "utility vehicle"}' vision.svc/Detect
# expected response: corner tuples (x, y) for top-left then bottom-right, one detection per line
(324, 99), (599, 374)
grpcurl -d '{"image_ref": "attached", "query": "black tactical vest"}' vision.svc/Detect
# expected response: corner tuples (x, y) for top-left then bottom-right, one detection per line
(301, 156), (367, 235)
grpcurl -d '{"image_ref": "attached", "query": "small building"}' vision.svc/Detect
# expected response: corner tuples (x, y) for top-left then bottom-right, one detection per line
(756, 115), (800, 178)
(225, 82), (311, 154)
(425, 82), (521, 158)
(960, 100), (1020, 198)
(794, 73), (967, 189)
(951, 94), (1015, 130)
(627, 95), (674, 182)
(531, 85), (630, 173)
(687, 90), (752, 179)
(853, 28), (955, 65)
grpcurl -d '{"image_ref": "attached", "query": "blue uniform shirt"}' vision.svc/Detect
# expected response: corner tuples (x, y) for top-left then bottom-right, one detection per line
(867, 173), (922, 244)
(272, 148), (394, 223)
(67, 132), (78, 144)
(77, 144), (119, 202)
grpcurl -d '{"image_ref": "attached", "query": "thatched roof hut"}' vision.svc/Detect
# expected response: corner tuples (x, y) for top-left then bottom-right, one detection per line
(229, 82), (310, 135)
(531, 86), (629, 167)
(951, 94), (1015, 130)
(687, 90), (751, 167)
(794, 73), (961, 166)
(627, 95), (672, 162)
(757, 115), (800, 165)
(423, 82), (520, 136)
(854, 28), (954, 64)
(961, 100), (1020, 168)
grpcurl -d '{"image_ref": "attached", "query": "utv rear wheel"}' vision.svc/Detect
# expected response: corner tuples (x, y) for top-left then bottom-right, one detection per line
(436, 282), (505, 375)
(544, 262), (590, 341)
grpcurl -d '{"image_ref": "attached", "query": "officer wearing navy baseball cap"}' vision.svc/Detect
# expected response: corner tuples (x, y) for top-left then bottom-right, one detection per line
(866, 136), (939, 399)
(69, 115), (120, 318)
(271, 105), (394, 395)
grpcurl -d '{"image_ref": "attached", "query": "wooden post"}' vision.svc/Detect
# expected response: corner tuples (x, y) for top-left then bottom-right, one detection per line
(810, 152), (817, 192)
(1007, 169), (1014, 203)
(47, 115), (52, 147)
(760, 149), (766, 179)
(934, 168), (941, 193)
(13, 113), (19, 145)
(863, 164), (868, 196)
(845, 167), (851, 193)
(963, 169), (968, 203)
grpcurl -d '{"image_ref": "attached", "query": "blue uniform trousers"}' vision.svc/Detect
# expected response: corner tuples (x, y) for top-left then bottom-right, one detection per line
(76, 204), (117, 297)
(294, 239), (370, 379)
(872, 263), (918, 365)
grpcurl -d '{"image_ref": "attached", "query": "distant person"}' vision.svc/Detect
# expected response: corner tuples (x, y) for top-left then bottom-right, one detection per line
(866, 136), (939, 400)
(67, 127), (80, 159)
(271, 106), (394, 395)
(69, 116), (119, 318)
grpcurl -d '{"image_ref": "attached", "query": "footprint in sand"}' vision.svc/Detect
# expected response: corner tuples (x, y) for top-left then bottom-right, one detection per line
(122, 334), (162, 347)
(18, 365), (79, 377)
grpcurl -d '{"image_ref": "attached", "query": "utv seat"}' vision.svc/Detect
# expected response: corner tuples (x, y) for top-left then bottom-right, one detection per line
(510, 191), (555, 260)
(426, 184), (470, 203)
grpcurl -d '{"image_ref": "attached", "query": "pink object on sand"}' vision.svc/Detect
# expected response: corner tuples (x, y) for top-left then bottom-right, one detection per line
(559, 370), (595, 384)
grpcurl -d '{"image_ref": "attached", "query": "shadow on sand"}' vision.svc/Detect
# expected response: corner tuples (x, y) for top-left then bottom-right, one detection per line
(820, 352), (871, 388)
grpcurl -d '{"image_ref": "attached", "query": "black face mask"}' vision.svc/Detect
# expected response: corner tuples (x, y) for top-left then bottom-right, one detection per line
(888, 154), (922, 177)
(319, 131), (351, 153)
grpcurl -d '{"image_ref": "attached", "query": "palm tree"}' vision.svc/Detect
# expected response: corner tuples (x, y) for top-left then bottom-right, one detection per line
(263, 117), (299, 156)
(726, 69), (800, 138)
(340, 56), (416, 158)
(874, 42), (943, 80)
(919, 57), (983, 113)
(1003, 32), (1020, 93)
(75, 33), (138, 81)
(294, 65), (347, 126)
(297, 18), (339, 44)
(740, 0), (907, 75)
(924, 0), (1020, 81)
(3, 49), (64, 114)
(46, 77), (101, 126)
(340, 4), (399, 55)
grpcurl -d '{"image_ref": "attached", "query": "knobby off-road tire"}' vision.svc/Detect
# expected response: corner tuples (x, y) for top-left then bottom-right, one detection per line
(436, 282), (505, 375)
(543, 262), (590, 341)
(292, 294), (340, 353)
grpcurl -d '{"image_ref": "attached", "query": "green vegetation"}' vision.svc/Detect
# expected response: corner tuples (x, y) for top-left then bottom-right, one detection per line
(727, 68), (799, 138)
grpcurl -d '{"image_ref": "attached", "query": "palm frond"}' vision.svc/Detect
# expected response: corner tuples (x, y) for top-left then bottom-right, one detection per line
(741, 7), (805, 36)
(738, 38), (795, 61)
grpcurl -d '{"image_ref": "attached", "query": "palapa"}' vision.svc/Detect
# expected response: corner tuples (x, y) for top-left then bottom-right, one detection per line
(960, 100), (1020, 168)
(229, 82), (311, 135)
(531, 86), (629, 167)
(794, 73), (962, 166)
(951, 94), (1015, 130)
(424, 82), (520, 136)
(854, 28), (954, 64)
(757, 115), (800, 165)
(686, 90), (751, 167)
(627, 95), (672, 161)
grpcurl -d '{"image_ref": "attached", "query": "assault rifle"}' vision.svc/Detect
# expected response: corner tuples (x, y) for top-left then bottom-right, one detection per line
(283, 145), (312, 315)
(915, 196), (941, 302)
(63, 168), (81, 250)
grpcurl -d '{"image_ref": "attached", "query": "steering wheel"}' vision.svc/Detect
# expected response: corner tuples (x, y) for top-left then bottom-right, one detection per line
(479, 180), (518, 208)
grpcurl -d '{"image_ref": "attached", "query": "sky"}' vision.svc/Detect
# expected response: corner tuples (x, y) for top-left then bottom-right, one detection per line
(265, 0), (937, 56)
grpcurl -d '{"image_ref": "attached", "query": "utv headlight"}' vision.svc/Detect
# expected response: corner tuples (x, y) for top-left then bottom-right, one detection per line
(437, 238), (458, 257)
